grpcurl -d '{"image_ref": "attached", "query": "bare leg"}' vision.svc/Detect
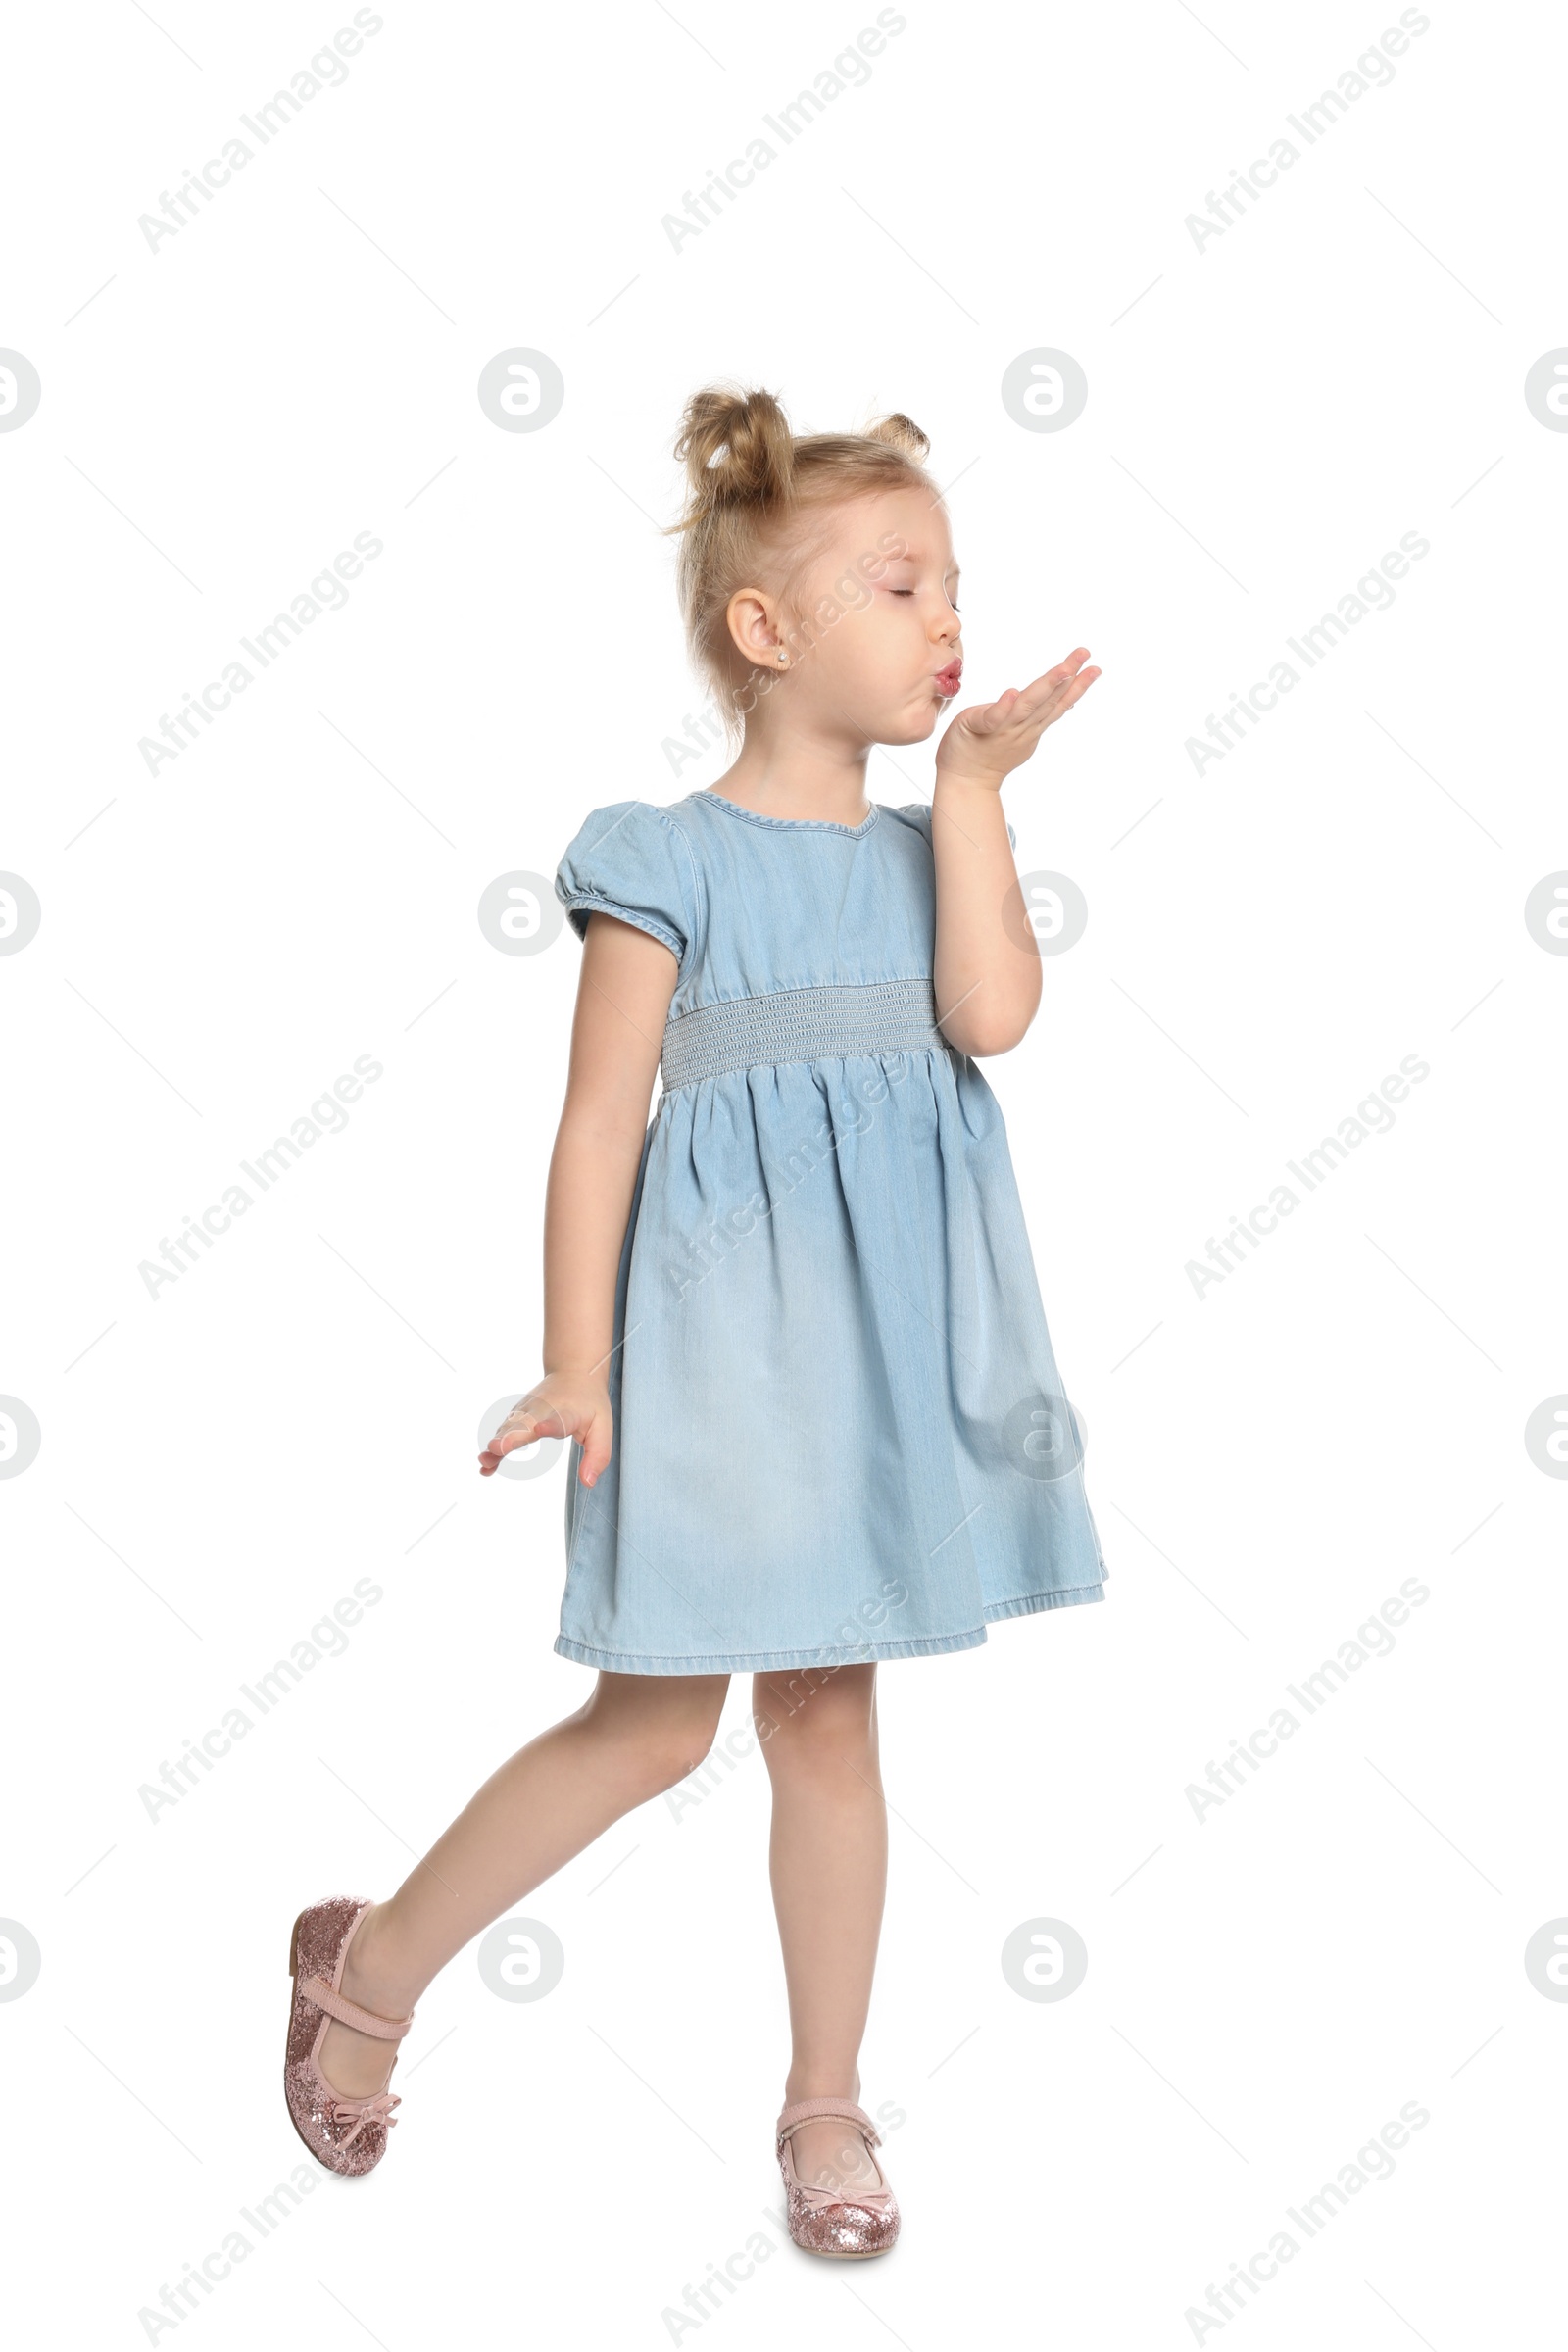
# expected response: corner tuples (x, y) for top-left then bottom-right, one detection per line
(753, 1663), (888, 2197)
(319, 1671), (728, 2097)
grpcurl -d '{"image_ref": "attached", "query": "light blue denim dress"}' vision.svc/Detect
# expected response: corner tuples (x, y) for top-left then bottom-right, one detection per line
(551, 790), (1108, 1675)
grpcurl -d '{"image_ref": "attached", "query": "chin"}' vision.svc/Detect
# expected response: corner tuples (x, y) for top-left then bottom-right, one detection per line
(878, 702), (942, 747)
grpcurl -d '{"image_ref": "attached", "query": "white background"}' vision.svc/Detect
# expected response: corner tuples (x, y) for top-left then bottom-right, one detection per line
(4, 0), (1564, 2343)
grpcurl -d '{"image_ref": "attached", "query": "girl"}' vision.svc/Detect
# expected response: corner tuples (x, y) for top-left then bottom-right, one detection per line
(283, 385), (1107, 2259)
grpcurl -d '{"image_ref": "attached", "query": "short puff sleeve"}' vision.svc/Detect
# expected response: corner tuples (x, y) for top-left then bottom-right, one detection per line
(555, 802), (696, 966)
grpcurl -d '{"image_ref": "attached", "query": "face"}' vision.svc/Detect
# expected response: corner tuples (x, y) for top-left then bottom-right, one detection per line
(726, 485), (963, 747)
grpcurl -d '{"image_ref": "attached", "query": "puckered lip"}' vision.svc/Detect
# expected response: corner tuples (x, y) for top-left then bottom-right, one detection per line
(933, 658), (963, 696)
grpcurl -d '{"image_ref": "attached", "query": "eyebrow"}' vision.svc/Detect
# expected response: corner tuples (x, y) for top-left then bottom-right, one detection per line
(885, 548), (960, 575)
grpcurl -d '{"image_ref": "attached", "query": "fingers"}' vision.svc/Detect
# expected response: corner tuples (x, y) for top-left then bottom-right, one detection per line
(1015, 649), (1099, 718)
(476, 1397), (614, 1485)
(511, 1400), (568, 1445)
(958, 652), (1099, 740)
(576, 1409), (613, 1489)
(960, 688), (1020, 736)
(1031, 670), (1098, 724)
(487, 1419), (543, 1458)
(476, 1400), (566, 1476)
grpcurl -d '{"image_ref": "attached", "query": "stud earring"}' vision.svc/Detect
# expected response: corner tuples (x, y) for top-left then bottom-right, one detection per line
(776, 649), (788, 666)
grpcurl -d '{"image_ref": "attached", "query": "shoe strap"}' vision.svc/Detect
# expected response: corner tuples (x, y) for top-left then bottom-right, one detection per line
(299, 1974), (415, 2040)
(775, 2096), (881, 2148)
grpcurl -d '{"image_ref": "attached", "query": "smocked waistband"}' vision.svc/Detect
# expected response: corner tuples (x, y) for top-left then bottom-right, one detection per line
(660, 978), (947, 1092)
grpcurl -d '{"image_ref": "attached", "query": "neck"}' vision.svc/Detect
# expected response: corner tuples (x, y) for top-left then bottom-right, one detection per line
(710, 718), (872, 825)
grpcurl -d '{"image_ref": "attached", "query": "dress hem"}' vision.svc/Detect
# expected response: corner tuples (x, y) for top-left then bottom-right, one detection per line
(553, 1578), (1106, 1674)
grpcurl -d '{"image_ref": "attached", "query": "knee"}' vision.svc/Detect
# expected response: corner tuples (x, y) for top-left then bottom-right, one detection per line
(639, 1715), (726, 1796)
(593, 1699), (728, 1801)
(754, 1669), (878, 1783)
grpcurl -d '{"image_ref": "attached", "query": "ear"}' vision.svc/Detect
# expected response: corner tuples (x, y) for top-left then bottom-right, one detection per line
(724, 585), (787, 668)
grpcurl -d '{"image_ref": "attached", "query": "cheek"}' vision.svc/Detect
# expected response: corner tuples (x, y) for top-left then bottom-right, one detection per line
(814, 600), (882, 666)
(866, 595), (923, 652)
(866, 608), (929, 688)
(860, 617), (919, 690)
(801, 597), (920, 700)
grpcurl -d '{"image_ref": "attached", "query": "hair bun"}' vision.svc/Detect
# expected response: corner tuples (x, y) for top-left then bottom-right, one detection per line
(673, 384), (795, 510)
(863, 412), (930, 461)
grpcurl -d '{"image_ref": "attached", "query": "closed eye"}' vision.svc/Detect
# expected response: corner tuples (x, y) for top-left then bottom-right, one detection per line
(890, 586), (960, 609)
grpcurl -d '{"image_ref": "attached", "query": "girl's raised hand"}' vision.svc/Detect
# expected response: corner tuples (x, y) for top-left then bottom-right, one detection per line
(479, 1375), (613, 1486)
(935, 646), (1101, 790)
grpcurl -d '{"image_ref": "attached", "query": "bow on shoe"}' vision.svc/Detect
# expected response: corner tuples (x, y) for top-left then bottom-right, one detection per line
(329, 2089), (401, 2148)
(798, 2181), (893, 2213)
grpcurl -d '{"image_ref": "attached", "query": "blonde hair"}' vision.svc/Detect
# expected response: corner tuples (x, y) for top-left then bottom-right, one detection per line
(666, 383), (936, 727)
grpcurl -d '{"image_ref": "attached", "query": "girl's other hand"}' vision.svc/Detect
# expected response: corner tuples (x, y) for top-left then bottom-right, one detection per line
(478, 1375), (613, 1485)
(935, 646), (1101, 790)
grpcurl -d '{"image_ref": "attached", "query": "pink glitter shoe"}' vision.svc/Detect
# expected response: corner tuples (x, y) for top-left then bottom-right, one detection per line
(284, 1896), (415, 2178)
(775, 2097), (901, 2258)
